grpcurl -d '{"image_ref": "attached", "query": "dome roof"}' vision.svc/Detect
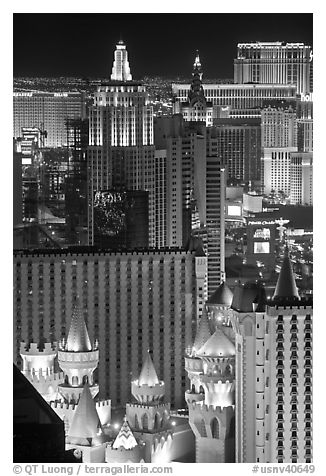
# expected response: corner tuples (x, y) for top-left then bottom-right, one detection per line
(197, 328), (235, 358)
(207, 281), (233, 306)
(138, 351), (159, 386)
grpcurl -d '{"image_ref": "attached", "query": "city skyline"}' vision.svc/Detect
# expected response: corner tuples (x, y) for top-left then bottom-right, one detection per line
(12, 13), (316, 465)
(13, 13), (313, 79)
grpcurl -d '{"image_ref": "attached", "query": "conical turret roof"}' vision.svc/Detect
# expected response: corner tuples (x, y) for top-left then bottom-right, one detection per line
(193, 308), (212, 354)
(197, 328), (235, 358)
(112, 416), (139, 450)
(65, 299), (92, 352)
(208, 281), (233, 306)
(68, 384), (103, 445)
(273, 247), (299, 300)
(138, 351), (159, 386)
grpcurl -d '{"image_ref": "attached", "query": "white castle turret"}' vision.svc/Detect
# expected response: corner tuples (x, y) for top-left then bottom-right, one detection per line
(20, 341), (64, 402)
(126, 351), (174, 462)
(185, 310), (236, 462)
(57, 299), (99, 402)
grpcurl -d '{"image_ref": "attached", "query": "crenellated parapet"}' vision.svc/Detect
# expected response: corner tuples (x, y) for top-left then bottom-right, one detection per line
(126, 402), (170, 433)
(26, 370), (64, 384)
(105, 443), (145, 463)
(188, 401), (234, 441)
(96, 400), (111, 426)
(20, 341), (58, 376)
(131, 380), (165, 404)
(185, 390), (205, 404)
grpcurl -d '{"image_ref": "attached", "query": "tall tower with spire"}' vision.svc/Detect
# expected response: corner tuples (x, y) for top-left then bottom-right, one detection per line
(88, 40), (156, 246)
(111, 40), (132, 81)
(173, 51), (214, 125)
(185, 310), (236, 463)
(57, 300), (99, 403)
(229, 251), (313, 463)
(125, 351), (173, 462)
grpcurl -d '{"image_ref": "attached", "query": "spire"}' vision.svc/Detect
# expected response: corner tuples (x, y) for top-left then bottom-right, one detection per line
(111, 40), (132, 81)
(273, 246), (299, 300)
(65, 299), (92, 352)
(192, 308), (212, 354)
(138, 351), (159, 386)
(193, 50), (202, 73)
(188, 50), (205, 103)
(197, 328), (235, 358)
(112, 416), (138, 450)
(67, 385), (103, 446)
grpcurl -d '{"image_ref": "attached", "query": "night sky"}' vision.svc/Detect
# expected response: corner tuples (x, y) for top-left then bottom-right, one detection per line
(13, 13), (313, 79)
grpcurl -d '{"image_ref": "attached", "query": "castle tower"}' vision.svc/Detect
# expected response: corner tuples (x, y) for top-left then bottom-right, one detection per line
(20, 341), (64, 402)
(57, 300), (99, 402)
(66, 384), (107, 462)
(185, 323), (236, 462)
(185, 308), (211, 407)
(105, 416), (145, 463)
(206, 281), (234, 341)
(126, 351), (173, 462)
(111, 40), (132, 81)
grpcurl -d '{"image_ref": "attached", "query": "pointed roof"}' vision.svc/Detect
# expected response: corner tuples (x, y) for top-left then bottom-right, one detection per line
(193, 50), (202, 72)
(193, 308), (212, 353)
(68, 385), (103, 445)
(207, 281), (233, 306)
(112, 416), (138, 450)
(197, 328), (235, 358)
(138, 351), (159, 386)
(65, 300), (92, 352)
(273, 247), (299, 300)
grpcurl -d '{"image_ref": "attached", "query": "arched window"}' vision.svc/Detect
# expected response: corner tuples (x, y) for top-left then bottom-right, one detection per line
(82, 375), (89, 385)
(210, 418), (219, 439)
(142, 413), (149, 430)
(197, 419), (206, 437)
(199, 385), (205, 394)
(154, 413), (160, 429)
(72, 376), (79, 386)
(191, 384), (196, 393)
(135, 414), (140, 429)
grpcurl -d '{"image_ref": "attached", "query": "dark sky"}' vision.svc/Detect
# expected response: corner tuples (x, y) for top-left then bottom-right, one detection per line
(13, 13), (313, 79)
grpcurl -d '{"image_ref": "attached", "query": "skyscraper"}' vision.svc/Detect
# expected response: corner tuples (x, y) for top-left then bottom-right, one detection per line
(173, 52), (213, 126)
(289, 152), (313, 206)
(234, 42), (312, 95)
(87, 41), (155, 246)
(154, 117), (225, 296)
(13, 91), (86, 148)
(229, 251), (313, 463)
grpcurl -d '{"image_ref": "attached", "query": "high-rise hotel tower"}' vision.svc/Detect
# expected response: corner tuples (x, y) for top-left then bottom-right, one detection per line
(88, 41), (155, 245)
(234, 42), (312, 95)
